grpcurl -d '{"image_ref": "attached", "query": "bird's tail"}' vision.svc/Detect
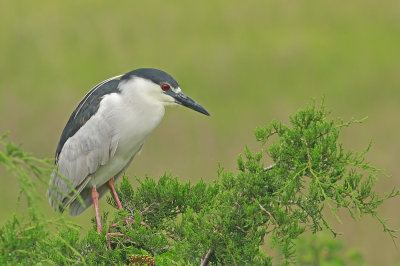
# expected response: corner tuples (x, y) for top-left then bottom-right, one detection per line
(47, 169), (87, 214)
(47, 170), (68, 213)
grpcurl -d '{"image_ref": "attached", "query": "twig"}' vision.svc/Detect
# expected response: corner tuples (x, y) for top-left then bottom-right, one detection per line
(125, 206), (135, 218)
(15, 220), (31, 239)
(258, 203), (285, 242)
(141, 198), (174, 216)
(106, 233), (124, 249)
(235, 225), (250, 234)
(200, 249), (214, 266)
(264, 163), (276, 172)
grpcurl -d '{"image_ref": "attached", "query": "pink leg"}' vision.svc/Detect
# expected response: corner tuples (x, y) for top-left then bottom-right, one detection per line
(108, 178), (123, 210)
(91, 187), (102, 234)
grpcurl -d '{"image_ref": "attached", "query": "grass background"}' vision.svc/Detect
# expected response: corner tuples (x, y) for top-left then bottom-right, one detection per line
(0, 0), (399, 264)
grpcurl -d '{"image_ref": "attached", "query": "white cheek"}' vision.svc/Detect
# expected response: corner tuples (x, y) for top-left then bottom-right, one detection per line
(158, 93), (176, 106)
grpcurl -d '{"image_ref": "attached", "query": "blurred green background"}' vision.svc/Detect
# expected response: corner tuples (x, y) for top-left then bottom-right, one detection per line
(1, 0), (399, 264)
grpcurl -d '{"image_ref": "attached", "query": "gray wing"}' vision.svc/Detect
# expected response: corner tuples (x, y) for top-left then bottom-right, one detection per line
(47, 113), (119, 214)
(47, 75), (121, 213)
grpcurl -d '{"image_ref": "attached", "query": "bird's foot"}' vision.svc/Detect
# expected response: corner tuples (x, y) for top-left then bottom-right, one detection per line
(125, 217), (150, 229)
(106, 217), (150, 250)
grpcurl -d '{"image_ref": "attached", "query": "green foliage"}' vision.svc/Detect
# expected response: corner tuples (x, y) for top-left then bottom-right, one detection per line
(0, 133), (84, 264)
(295, 233), (365, 266)
(0, 101), (398, 265)
(0, 132), (52, 219)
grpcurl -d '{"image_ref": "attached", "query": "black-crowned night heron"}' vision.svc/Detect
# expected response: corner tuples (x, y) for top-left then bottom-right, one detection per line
(47, 68), (210, 233)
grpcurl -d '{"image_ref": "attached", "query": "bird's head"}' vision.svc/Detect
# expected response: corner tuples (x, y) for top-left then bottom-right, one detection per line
(120, 68), (210, 116)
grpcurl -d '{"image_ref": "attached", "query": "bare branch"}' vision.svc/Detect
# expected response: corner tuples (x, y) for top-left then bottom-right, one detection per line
(200, 249), (214, 266)
(259, 203), (285, 242)
(263, 163), (276, 172)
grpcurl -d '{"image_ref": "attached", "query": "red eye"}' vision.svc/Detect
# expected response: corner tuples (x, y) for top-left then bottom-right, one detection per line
(161, 84), (170, 91)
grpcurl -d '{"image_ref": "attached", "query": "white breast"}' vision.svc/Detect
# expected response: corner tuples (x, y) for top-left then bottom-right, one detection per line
(89, 85), (165, 187)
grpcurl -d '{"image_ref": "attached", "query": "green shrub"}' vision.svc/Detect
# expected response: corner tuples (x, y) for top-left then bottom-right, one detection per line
(0, 100), (397, 265)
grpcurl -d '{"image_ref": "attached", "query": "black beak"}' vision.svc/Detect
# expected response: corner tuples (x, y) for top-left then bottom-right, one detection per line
(169, 91), (210, 116)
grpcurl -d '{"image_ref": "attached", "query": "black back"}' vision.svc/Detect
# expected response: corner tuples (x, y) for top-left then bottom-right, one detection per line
(55, 79), (120, 161)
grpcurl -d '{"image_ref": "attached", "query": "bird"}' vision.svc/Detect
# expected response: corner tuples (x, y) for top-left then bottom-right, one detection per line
(47, 68), (210, 233)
